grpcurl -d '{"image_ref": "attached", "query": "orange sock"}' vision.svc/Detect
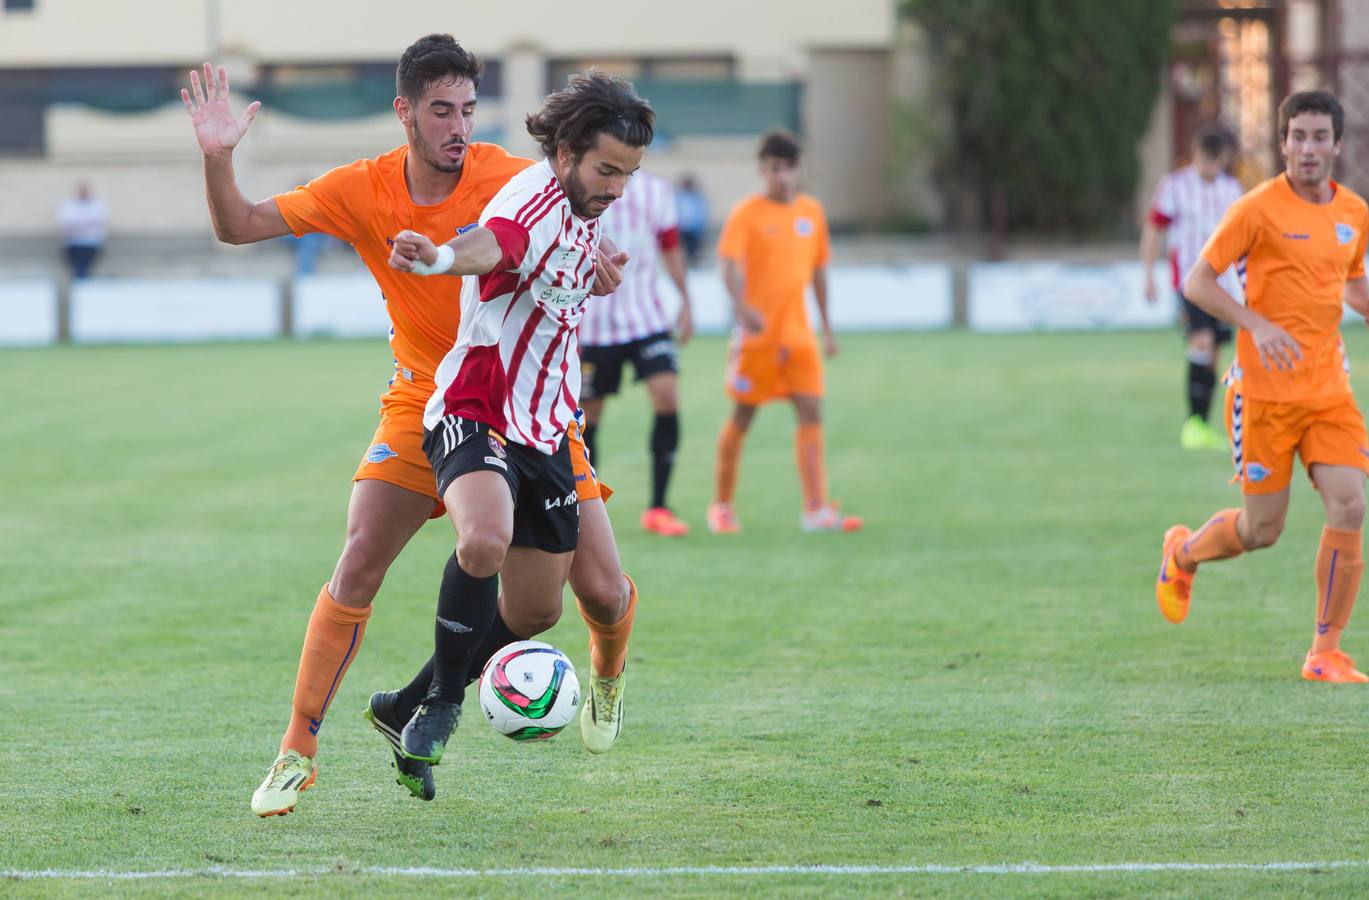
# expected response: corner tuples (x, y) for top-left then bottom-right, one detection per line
(795, 423), (827, 511)
(576, 572), (637, 678)
(715, 420), (746, 504)
(280, 585), (371, 758)
(1174, 508), (1246, 572)
(1313, 526), (1364, 653)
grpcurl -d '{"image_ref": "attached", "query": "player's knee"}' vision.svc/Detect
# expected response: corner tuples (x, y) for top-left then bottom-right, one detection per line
(1245, 518), (1284, 550)
(1328, 494), (1366, 529)
(456, 533), (508, 578)
(576, 572), (628, 621)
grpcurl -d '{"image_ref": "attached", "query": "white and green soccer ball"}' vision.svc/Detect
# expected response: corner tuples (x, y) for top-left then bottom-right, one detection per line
(478, 640), (581, 740)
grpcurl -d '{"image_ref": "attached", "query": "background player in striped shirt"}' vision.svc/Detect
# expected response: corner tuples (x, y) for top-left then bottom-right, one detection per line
(181, 37), (630, 817)
(1141, 125), (1245, 451)
(1155, 91), (1369, 682)
(384, 71), (654, 770)
(579, 169), (694, 536)
(708, 130), (862, 534)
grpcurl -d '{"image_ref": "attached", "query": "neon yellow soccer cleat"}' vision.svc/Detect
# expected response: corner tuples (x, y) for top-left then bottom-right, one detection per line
(250, 749), (316, 818)
(580, 665), (626, 754)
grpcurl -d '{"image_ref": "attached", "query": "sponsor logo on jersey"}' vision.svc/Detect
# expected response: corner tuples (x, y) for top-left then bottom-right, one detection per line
(365, 443), (398, 464)
(538, 285), (591, 308)
(795, 217), (814, 236)
(1336, 223), (1357, 245)
(545, 490), (580, 510)
(1245, 461), (1271, 483)
(1282, 232), (1310, 241)
(457, 222), (478, 236)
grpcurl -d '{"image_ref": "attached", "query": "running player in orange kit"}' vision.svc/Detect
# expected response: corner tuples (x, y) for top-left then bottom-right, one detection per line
(1155, 91), (1369, 682)
(179, 36), (637, 817)
(707, 129), (861, 534)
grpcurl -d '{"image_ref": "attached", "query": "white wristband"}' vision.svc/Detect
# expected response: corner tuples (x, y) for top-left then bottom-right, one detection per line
(412, 243), (455, 276)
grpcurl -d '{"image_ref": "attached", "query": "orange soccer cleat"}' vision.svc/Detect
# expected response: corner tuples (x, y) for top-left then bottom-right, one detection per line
(641, 506), (689, 537)
(1155, 525), (1194, 624)
(1302, 648), (1369, 683)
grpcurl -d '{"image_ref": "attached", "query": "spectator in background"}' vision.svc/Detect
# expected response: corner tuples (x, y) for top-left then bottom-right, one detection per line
(58, 180), (109, 280)
(675, 174), (708, 267)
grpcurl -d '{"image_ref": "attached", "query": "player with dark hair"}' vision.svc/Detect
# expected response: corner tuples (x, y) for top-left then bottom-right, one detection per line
(707, 129), (861, 534)
(1156, 91), (1369, 683)
(182, 37), (631, 817)
(1141, 124), (1245, 450)
(384, 70), (655, 770)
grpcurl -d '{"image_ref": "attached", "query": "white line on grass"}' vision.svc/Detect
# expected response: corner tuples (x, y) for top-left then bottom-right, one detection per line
(3, 861), (1368, 880)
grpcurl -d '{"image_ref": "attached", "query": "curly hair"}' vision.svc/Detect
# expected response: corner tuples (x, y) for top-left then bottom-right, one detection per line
(525, 70), (654, 160)
(1278, 90), (1344, 142)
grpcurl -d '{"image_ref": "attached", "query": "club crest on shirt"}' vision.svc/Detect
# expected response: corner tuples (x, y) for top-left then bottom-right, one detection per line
(1336, 223), (1357, 245)
(795, 217), (814, 237)
(487, 436), (507, 459)
(365, 443), (398, 464)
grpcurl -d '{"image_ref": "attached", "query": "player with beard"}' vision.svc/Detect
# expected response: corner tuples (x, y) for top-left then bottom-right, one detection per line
(381, 71), (653, 772)
(181, 35), (634, 817)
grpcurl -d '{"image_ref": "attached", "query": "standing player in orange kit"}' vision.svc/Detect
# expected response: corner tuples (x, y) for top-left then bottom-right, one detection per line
(707, 129), (861, 534)
(1155, 91), (1369, 682)
(180, 36), (637, 817)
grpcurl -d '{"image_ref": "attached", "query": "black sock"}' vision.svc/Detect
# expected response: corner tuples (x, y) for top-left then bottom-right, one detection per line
(394, 610), (520, 722)
(462, 612), (522, 685)
(583, 422), (598, 460)
(429, 552), (499, 703)
(650, 412), (679, 509)
(1187, 362), (1216, 420)
(395, 656), (434, 721)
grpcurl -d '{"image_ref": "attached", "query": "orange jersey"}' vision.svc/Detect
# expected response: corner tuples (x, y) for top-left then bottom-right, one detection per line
(1201, 175), (1369, 403)
(274, 143), (533, 399)
(716, 193), (830, 346)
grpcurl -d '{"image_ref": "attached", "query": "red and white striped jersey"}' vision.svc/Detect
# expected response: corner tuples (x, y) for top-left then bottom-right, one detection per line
(424, 160), (600, 454)
(1150, 164), (1245, 295)
(579, 170), (680, 346)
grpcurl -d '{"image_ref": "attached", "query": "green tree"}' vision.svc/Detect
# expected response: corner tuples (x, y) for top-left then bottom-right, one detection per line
(902, 0), (1175, 234)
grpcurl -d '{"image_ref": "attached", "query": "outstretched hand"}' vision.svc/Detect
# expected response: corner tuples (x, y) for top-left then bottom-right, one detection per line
(181, 63), (260, 157)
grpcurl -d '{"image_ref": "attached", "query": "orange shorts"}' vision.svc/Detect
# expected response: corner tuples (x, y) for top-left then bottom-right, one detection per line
(355, 388), (608, 517)
(1225, 387), (1369, 495)
(725, 339), (824, 405)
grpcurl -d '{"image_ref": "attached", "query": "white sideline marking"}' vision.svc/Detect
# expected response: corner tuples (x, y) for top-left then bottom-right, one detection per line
(2, 861), (1367, 880)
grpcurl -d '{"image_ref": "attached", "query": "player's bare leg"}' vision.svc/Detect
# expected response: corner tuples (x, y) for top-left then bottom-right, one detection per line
(791, 393), (861, 532)
(641, 372), (688, 536)
(568, 498), (635, 752)
(1305, 464), (1368, 682)
(253, 479), (434, 817)
(709, 403), (756, 533)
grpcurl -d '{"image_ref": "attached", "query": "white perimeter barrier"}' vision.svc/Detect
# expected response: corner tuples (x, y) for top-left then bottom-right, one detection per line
(71, 278), (281, 343)
(969, 262), (1180, 332)
(0, 278), (59, 346)
(290, 264), (955, 338)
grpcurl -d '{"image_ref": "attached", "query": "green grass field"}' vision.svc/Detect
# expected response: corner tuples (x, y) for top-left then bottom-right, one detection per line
(5, 329), (1369, 897)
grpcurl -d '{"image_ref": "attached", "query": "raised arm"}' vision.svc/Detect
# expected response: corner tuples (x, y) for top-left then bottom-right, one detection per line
(181, 63), (290, 244)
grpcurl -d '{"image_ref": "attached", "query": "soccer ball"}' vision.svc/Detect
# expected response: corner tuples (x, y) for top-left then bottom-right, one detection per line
(478, 640), (581, 740)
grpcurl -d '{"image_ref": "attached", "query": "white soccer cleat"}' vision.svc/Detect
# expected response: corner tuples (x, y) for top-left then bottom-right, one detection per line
(250, 749), (317, 817)
(579, 665), (626, 754)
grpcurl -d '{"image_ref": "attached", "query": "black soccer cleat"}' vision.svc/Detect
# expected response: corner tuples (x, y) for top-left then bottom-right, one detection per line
(364, 690), (435, 801)
(400, 698), (461, 765)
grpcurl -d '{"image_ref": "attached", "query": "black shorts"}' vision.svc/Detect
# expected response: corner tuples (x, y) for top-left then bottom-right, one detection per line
(580, 331), (678, 401)
(422, 415), (579, 554)
(1180, 295), (1233, 344)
